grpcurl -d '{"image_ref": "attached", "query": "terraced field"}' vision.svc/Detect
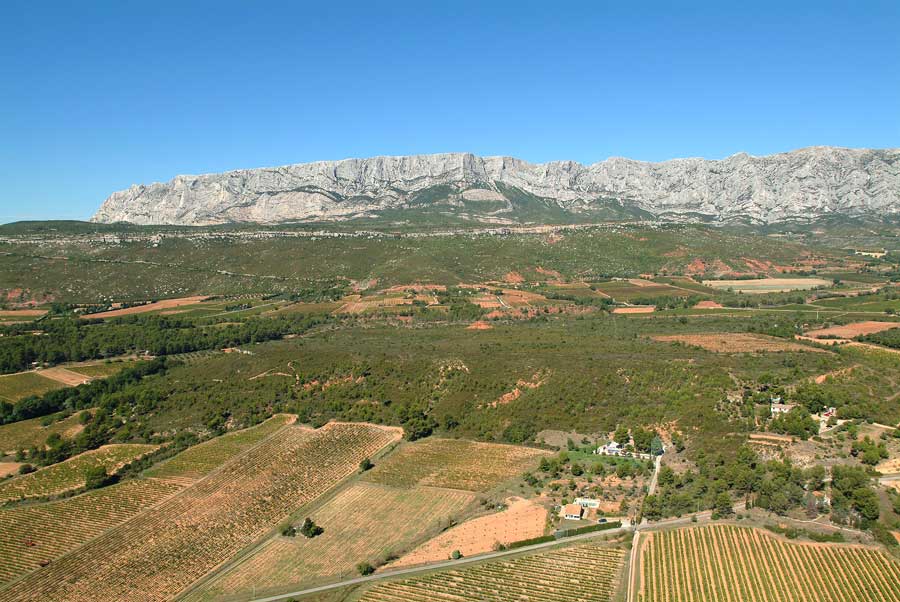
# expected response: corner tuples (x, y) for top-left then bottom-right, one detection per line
(0, 411), (89, 454)
(0, 422), (401, 602)
(0, 444), (158, 502)
(359, 543), (625, 602)
(638, 524), (900, 602)
(144, 414), (295, 484)
(0, 478), (183, 585)
(362, 438), (550, 492)
(185, 482), (476, 600)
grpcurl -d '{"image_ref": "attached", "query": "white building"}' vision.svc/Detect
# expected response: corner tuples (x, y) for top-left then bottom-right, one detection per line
(595, 441), (623, 456)
(574, 497), (601, 509)
(770, 402), (797, 416)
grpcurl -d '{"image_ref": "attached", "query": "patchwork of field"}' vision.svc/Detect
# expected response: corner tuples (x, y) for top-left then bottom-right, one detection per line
(0, 443), (158, 502)
(593, 279), (695, 302)
(0, 478), (183, 585)
(0, 422), (400, 602)
(0, 371), (65, 403)
(702, 277), (833, 293)
(359, 543), (625, 602)
(805, 321), (900, 339)
(145, 414), (295, 484)
(389, 496), (548, 568)
(652, 333), (827, 353)
(81, 295), (209, 319)
(362, 438), (551, 492)
(638, 524), (900, 602)
(185, 482), (476, 600)
(0, 411), (88, 454)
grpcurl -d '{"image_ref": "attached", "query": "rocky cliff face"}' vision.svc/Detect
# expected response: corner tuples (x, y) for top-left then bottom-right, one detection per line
(92, 147), (900, 225)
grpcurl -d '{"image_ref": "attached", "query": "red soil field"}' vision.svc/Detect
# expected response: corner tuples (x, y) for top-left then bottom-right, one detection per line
(82, 296), (209, 319)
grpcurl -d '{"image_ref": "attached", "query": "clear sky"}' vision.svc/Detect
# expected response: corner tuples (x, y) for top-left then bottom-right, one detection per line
(1, 1), (898, 222)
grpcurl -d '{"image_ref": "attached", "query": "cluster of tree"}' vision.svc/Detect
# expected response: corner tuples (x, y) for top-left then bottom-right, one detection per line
(830, 465), (880, 525)
(610, 425), (665, 455)
(641, 446), (827, 520)
(860, 328), (900, 349)
(770, 406), (819, 439)
(850, 436), (889, 466)
(0, 314), (327, 374)
(282, 518), (324, 538)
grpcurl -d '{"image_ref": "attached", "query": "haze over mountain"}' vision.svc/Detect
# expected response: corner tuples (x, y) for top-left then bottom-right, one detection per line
(92, 147), (900, 227)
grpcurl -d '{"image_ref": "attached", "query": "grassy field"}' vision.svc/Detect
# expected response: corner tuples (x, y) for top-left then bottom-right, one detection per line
(0, 423), (400, 602)
(361, 438), (551, 491)
(0, 478), (183, 585)
(0, 411), (90, 454)
(638, 524), (900, 602)
(185, 482), (476, 600)
(0, 371), (66, 403)
(144, 414), (294, 484)
(0, 444), (158, 502)
(358, 542), (625, 602)
(65, 360), (139, 379)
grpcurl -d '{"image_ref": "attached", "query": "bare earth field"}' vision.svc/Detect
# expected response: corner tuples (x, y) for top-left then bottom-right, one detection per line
(805, 321), (900, 339)
(36, 366), (92, 386)
(652, 333), (828, 353)
(81, 295), (209, 319)
(702, 277), (832, 293)
(612, 306), (655, 314)
(389, 497), (548, 568)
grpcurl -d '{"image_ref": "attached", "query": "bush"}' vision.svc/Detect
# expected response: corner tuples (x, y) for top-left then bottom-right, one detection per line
(451, 550), (462, 560)
(18, 463), (35, 475)
(299, 517), (324, 538)
(357, 562), (375, 576)
(359, 458), (373, 472)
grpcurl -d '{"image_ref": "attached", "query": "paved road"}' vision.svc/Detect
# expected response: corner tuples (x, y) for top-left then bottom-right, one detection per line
(246, 524), (631, 602)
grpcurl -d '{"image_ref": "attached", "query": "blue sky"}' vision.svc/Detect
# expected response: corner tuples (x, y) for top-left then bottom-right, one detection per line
(1, 1), (898, 222)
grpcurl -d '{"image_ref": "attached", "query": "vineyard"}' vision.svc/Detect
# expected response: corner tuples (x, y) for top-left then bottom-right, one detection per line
(0, 478), (183, 585)
(0, 411), (89, 455)
(359, 543), (625, 602)
(0, 443), (158, 502)
(0, 371), (65, 403)
(362, 438), (551, 491)
(638, 524), (900, 602)
(185, 482), (476, 600)
(144, 414), (295, 484)
(0, 422), (401, 602)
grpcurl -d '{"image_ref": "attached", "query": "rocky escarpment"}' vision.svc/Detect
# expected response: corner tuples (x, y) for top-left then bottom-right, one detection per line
(92, 147), (900, 225)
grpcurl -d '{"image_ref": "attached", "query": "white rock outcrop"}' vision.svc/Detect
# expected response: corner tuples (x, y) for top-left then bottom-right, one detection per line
(92, 147), (900, 225)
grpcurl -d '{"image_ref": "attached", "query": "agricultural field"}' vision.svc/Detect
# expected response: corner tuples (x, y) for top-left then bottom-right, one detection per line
(638, 524), (900, 602)
(0, 422), (400, 602)
(651, 333), (828, 354)
(0, 411), (89, 454)
(0, 371), (66, 403)
(804, 321), (900, 340)
(65, 359), (139, 379)
(362, 438), (551, 492)
(702, 277), (834, 293)
(144, 414), (295, 484)
(0, 478), (183, 585)
(359, 542), (625, 602)
(592, 279), (699, 302)
(80, 295), (210, 319)
(186, 482), (476, 600)
(0, 443), (158, 502)
(389, 496), (548, 568)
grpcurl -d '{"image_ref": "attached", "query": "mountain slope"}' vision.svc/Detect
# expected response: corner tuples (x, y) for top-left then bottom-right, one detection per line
(92, 147), (900, 226)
